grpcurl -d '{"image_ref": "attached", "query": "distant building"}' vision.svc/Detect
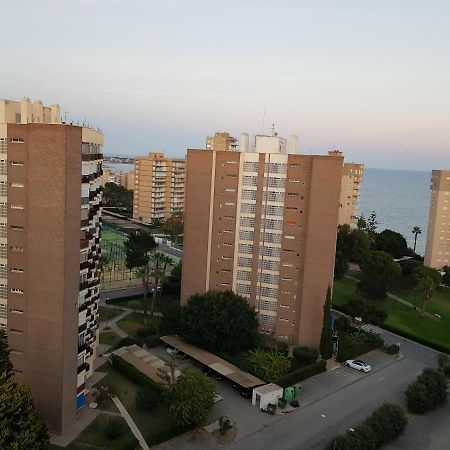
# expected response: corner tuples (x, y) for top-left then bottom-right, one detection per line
(181, 133), (343, 348)
(121, 170), (135, 190)
(133, 153), (185, 223)
(0, 97), (102, 433)
(424, 170), (450, 269)
(328, 151), (364, 227)
(206, 132), (238, 151)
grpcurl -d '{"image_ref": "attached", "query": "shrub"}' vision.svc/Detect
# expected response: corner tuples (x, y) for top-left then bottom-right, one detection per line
(143, 335), (161, 348)
(135, 388), (160, 411)
(384, 343), (400, 354)
(104, 417), (124, 440)
(336, 332), (384, 363)
(342, 299), (387, 326)
(111, 355), (164, 393)
(293, 347), (318, 365)
(219, 416), (232, 435)
(358, 278), (387, 301)
(94, 385), (117, 404)
(406, 382), (429, 414)
(327, 403), (406, 450)
(438, 353), (450, 369)
(110, 336), (144, 351)
(406, 368), (448, 413)
(159, 306), (181, 335)
(277, 360), (326, 388)
(334, 315), (352, 332)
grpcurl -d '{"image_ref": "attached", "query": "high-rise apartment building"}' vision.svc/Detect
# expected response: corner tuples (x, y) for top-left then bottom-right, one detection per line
(424, 170), (450, 269)
(328, 151), (364, 227)
(181, 134), (343, 347)
(206, 132), (238, 151)
(0, 97), (102, 433)
(120, 170), (135, 190)
(133, 153), (184, 223)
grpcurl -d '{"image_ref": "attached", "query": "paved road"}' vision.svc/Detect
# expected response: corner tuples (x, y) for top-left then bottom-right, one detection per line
(100, 287), (144, 303)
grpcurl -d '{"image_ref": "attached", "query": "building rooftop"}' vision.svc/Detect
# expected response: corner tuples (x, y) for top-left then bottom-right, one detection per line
(253, 383), (283, 395)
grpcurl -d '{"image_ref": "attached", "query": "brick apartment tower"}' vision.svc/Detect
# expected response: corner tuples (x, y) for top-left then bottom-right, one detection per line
(0, 98), (102, 433)
(133, 152), (185, 223)
(181, 134), (343, 348)
(424, 170), (450, 269)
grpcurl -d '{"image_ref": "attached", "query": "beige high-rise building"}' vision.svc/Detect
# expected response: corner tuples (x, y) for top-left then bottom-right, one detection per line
(133, 153), (185, 223)
(206, 131), (238, 151)
(0, 98), (102, 433)
(328, 151), (364, 227)
(120, 170), (135, 190)
(424, 170), (450, 269)
(181, 134), (343, 348)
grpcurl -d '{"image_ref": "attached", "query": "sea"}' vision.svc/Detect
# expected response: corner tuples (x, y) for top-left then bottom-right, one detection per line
(359, 168), (430, 256)
(102, 163), (432, 255)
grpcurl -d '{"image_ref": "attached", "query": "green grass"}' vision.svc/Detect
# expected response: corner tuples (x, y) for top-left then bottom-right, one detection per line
(49, 414), (136, 450)
(110, 294), (180, 314)
(99, 306), (123, 323)
(95, 363), (181, 446)
(117, 312), (161, 337)
(99, 331), (122, 347)
(333, 276), (450, 352)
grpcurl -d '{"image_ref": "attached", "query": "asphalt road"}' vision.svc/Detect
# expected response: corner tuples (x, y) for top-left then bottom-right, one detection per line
(99, 287), (144, 303)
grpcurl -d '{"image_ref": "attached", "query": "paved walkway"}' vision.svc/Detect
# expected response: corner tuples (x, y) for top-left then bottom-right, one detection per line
(112, 396), (149, 450)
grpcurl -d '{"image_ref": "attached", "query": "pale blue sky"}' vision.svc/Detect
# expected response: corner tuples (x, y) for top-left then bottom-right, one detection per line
(2, 0), (449, 169)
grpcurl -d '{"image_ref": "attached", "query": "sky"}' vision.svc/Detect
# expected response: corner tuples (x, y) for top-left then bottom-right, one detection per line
(2, 0), (450, 170)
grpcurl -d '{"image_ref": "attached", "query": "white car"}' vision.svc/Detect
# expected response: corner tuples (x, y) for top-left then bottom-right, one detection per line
(345, 359), (372, 373)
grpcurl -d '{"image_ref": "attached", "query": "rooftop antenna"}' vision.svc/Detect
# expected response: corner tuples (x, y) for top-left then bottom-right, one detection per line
(271, 123), (275, 137)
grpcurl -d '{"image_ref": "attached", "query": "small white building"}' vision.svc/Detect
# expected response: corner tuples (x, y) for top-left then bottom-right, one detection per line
(252, 383), (284, 410)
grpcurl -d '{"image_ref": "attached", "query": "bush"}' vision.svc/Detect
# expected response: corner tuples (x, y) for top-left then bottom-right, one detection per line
(104, 417), (124, 440)
(128, 300), (142, 310)
(384, 343), (400, 354)
(110, 336), (144, 351)
(358, 279), (387, 301)
(327, 403), (406, 449)
(334, 315), (352, 332)
(159, 306), (181, 335)
(406, 368), (448, 413)
(336, 332), (384, 363)
(438, 353), (450, 369)
(111, 355), (164, 393)
(277, 360), (326, 388)
(136, 324), (159, 337)
(293, 347), (318, 365)
(143, 335), (161, 348)
(135, 388), (160, 411)
(342, 298), (387, 326)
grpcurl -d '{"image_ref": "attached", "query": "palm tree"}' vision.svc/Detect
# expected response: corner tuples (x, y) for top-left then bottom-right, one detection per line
(412, 226), (422, 253)
(417, 276), (435, 318)
(159, 254), (175, 295)
(135, 264), (151, 326)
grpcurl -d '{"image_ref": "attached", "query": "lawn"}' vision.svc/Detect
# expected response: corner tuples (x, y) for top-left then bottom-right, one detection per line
(99, 331), (122, 348)
(95, 362), (182, 446)
(117, 312), (161, 337)
(110, 294), (180, 314)
(333, 276), (450, 352)
(48, 414), (136, 450)
(99, 306), (123, 323)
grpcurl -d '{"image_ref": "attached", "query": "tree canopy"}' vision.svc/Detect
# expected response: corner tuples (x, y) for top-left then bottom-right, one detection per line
(167, 370), (215, 428)
(375, 229), (408, 259)
(103, 182), (133, 213)
(162, 211), (184, 245)
(124, 230), (157, 269)
(360, 251), (401, 284)
(180, 290), (258, 354)
(0, 329), (13, 377)
(320, 287), (333, 359)
(248, 349), (291, 383)
(412, 266), (442, 286)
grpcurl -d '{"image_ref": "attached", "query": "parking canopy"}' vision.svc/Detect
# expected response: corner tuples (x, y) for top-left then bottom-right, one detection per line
(161, 335), (265, 389)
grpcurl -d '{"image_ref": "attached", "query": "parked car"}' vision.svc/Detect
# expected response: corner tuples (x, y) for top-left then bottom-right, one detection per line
(203, 367), (224, 381)
(345, 359), (372, 372)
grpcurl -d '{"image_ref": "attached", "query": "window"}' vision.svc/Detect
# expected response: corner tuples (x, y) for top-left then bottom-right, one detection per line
(237, 270), (252, 281)
(238, 243), (253, 254)
(258, 272), (279, 284)
(263, 204), (284, 216)
(259, 246), (281, 257)
(11, 288), (24, 294)
(236, 283), (251, 295)
(260, 232), (282, 244)
(237, 256), (252, 268)
(240, 216), (255, 228)
(256, 300), (278, 311)
(10, 182), (24, 188)
(242, 189), (257, 200)
(243, 176), (258, 187)
(10, 138), (24, 144)
(11, 161), (24, 166)
(244, 162), (259, 172)
(241, 203), (256, 214)
(263, 218), (283, 230)
(257, 285), (278, 298)
(258, 259), (280, 271)
(10, 246), (24, 252)
(10, 308), (24, 314)
(10, 268), (24, 273)
(267, 177), (285, 188)
(10, 205), (24, 210)
(264, 191), (285, 202)
(258, 314), (276, 326)
(10, 225), (24, 231)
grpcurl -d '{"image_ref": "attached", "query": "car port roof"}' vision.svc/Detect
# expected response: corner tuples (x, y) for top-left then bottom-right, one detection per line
(160, 335), (265, 389)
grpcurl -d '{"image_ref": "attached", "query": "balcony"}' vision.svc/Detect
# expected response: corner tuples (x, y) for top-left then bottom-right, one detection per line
(77, 362), (89, 374)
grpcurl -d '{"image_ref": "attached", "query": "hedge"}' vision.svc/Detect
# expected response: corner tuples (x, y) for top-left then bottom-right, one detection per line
(327, 403), (407, 450)
(293, 347), (318, 365)
(111, 355), (164, 393)
(276, 360), (326, 388)
(336, 332), (384, 363)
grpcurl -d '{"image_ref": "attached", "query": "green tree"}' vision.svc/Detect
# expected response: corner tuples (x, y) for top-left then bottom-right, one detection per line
(320, 287), (333, 359)
(375, 229), (408, 259)
(360, 251), (401, 285)
(365, 403), (407, 447)
(180, 290), (258, 353)
(248, 349), (291, 383)
(167, 370), (215, 428)
(162, 211), (184, 245)
(406, 368), (447, 413)
(405, 381), (429, 414)
(0, 375), (49, 449)
(412, 266), (441, 318)
(124, 230), (157, 269)
(0, 329), (13, 377)
(412, 226), (422, 253)
(103, 182), (133, 216)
